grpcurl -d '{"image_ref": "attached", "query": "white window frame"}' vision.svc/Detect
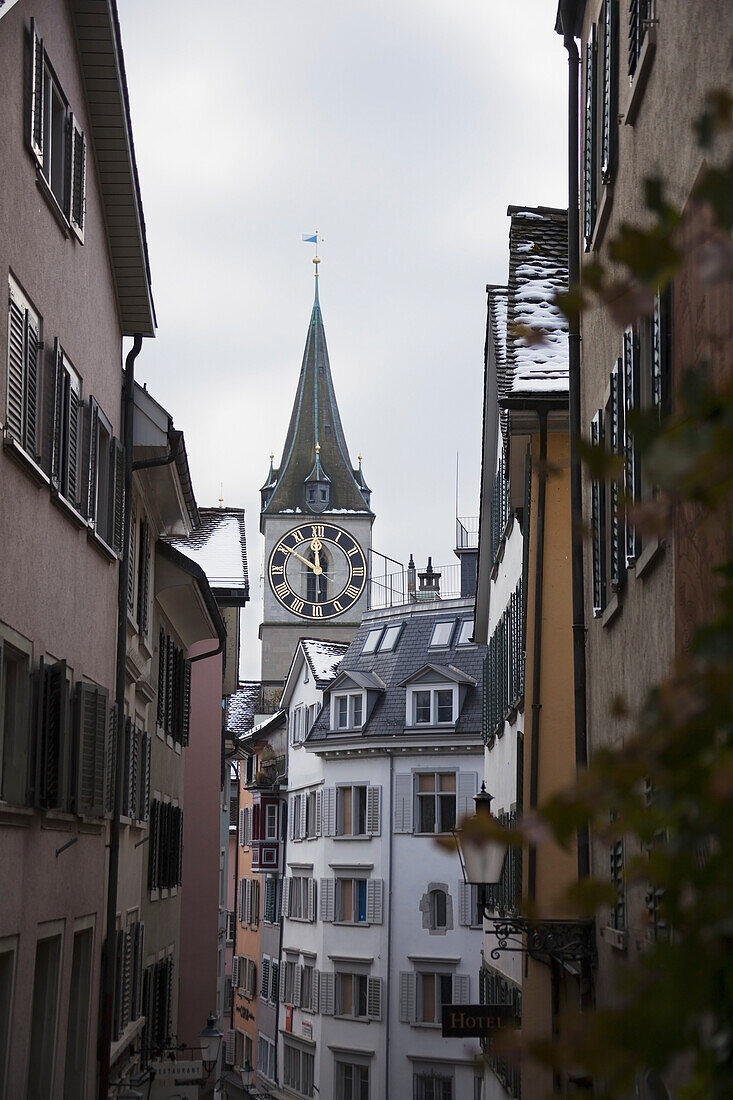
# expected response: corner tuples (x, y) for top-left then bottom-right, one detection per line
(406, 684), (457, 727)
(429, 619), (456, 648)
(265, 802), (278, 840)
(456, 618), (474, 646)
(414, 772), (457, 835)
(361, 627), (383, 655)
(335, 971), (369, 1020)
(331, 690), (365, 731)
(283, 1039), (315, 1097)
(334, 1058), (370, 1100)
(336, 784), (367, 837)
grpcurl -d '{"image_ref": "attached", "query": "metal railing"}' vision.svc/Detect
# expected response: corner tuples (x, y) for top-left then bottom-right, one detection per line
(455, 515), (479, 549)
(367, 561), (465, 610)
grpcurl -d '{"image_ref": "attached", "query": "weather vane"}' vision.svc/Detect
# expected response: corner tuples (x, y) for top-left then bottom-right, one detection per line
(302, 230), (324, 273)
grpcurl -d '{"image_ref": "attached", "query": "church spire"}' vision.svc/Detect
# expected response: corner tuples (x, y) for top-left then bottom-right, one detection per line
(262, 268), (372, 518)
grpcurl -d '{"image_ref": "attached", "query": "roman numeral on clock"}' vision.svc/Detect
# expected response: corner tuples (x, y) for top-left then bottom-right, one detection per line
(274, 582), (289, 599)
(347, 546), (360, 557)
(345, 584), (360, 599)
(290, 597), (305, 614)
(290, 528), (304, 544)
(333, 599), (343, 613)
(311, 525), (324, 537)
(311, 605), (323, 617)
(351, 567), (364, 577)
(271, 565), (284, 575)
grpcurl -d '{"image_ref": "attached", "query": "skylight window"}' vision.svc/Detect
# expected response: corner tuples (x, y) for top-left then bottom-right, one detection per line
(362, 628), (383, 655)
(457, 619), (474, 646)
(379, 624), (403, 652)
(429, 620), (456, 648)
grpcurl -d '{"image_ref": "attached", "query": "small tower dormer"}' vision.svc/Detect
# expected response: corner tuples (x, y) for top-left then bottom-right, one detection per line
(304, 442), (331, 512)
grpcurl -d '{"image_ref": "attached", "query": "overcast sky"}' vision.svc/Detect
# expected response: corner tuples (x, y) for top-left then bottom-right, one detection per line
(119, 0), (567, 678)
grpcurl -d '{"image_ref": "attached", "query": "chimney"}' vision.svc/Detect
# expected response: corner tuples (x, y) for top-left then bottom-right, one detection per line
(407, 554), (417, 600)
(417, 557), (441, 600)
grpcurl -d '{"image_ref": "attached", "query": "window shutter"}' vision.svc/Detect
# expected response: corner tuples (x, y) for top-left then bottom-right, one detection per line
(590, 411), (607, 615)
(260, 958), (270, 999)
(281, 877), (291, 918)
(312, 969), (320, 1013)
(30, 19), (44, 166)
(458, 882), (472, 927)
(366, 785), (382, 835)
(231, 954), (240, 988)
(138, 521), (151, 636)
(289, 795), (297, 840)
(122, 926), (133, 1031)
(319, 972), (335, 1016)
(132, 922), (145, 1021)
(399, 972), (416, 1023)
(623, 328), (641, 565)
(156, 629), (166, 727)
(75, 682), (108, 815)
(453, 973), (471, 1003)
(583, 24), (598, 250)
(270, 960), (279, 1003)
(51, 341), (64, 487)
(600, 0), (617, 184)
(112, 437), (125, 555)
(609, 359), (625, 590)
(367, 976), (382, 1021)
(294, 965), (303, 1007)
(112, 929), (125, 1041)
(37, 659), (69, 809)
(224, 1030), (235, 1067)
(322, 786), (336, 836)
(148, 799), (159, 890)
(139, 730), (151, 821)
(457, 772), (478, 823)
(244, 806), (252, 846)
(628, 0), (649, 78)
(315, 788), (323, 835)
(66, 372), (81, 506)
(253, 878), (260, 926)
(279, 962), (287, 1003)
(393, 772), (413, 833)
(299, 792), (307, 838)
(87, 399), (99, 519)
(25, 311), (40, 460)
(165, 636), (175, 735)
(652, 288), (671, 415)
(69, 114), (86, 241)
(239, 808), (245, 848)
(319, 878), (335, 922)
(104, 702), (117, 814)
(127, 500), (137, 611)
(6, 288), (26, 443)
(307, 877), (317, 922)
(366, 879), (383, 924)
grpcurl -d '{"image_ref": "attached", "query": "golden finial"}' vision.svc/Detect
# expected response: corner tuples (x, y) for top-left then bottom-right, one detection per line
(315, 441), (321, 454)
(358, 453), (363, 464)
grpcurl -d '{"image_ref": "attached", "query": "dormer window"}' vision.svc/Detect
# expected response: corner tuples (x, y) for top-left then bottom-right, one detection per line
(456, 619), (474, 646)
(410, 687), (456, 726)
(361, 623), (404, 656)
(332, 691), (364, 731)
(306, 482), (330, 511)
(429, 620), (456, 648)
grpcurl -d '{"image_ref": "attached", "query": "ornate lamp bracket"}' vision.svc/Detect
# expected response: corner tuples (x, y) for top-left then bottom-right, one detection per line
(487, 916), (596, 965)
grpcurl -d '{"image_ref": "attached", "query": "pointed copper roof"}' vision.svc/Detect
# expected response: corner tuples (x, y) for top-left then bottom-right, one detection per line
(263, 277), (373, 515)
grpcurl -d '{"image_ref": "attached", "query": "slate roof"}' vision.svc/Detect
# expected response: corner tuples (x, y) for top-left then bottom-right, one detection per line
(301, 639), (348, 687)
(262, 278), (373, 516)
(226, 681), (261, 736)
(505, 206), (569, 398)
(169, 508), (248, 603)
(307, 600), (486, 742)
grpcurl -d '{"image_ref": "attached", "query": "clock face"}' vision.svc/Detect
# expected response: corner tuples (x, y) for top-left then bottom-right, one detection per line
(268, 522), (368, 620)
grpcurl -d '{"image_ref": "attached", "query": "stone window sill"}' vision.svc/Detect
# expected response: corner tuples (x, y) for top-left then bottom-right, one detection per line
(625, 29), (657, 127)
(636, 535), (664, 580)
(3, 431), (49, 487)
(600, 924), (627, 952)
(588, 183), (614, 253)
(35, 169), (71, 238)
(602, 591), (623, 629)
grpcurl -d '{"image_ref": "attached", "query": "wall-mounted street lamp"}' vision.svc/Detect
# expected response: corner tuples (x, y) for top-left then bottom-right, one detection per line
(198, 1013), (223, 1077)
(455, 784), (595, 967)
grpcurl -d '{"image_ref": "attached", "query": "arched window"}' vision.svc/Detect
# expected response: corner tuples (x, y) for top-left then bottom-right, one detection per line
(430, 889), (447, 930)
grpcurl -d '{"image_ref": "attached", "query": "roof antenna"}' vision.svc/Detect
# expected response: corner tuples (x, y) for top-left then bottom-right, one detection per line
(455, 451), (460, 521)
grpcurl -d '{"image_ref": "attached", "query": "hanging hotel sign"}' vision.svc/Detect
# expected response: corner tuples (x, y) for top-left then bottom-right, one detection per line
(441, 1003), (514, 1037)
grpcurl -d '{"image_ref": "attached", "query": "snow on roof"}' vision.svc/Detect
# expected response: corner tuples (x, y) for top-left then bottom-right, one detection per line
(169, 508), (248, 594)
(302, 639), (348, 685)
(226, 681), (260, 735)
(506, 207), (569, 397)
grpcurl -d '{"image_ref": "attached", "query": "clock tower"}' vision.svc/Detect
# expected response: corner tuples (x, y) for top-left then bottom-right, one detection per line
(259, 264), (374, 685)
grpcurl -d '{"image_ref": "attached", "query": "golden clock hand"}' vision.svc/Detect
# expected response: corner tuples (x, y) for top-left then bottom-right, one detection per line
(285, 546), (318, 572)
(310, 536), (323, 576)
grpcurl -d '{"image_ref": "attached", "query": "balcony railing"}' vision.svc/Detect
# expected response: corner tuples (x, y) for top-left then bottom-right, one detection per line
(367, 561), (465, 610)
(456, 515), (479, 549)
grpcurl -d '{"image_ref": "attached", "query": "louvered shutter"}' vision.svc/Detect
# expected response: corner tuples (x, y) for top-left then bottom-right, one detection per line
(224, 1030), (235, 1066)
(294, 964), (303, 1007)
(322, 787), (336, 836)
(453, 973), (470, 1003)
(68, 114), (86, 241)
(270, 960), (279, 1003)
(367, 977), (382, 1021)
(393, 772), (414, 833)
(38, 660), (69, 809)
(315, 788), (322, 835)
(600, 0), (617, 183)
(105, 702), (117, 814)
(165, 637), (175, 735)
(237, 878), (244, 923)
(399, 972), (416, 1023)
(457, 772), (478, 822)
(112, 929), (125, 1040)
(366, 785), (381, 835)
(139, 731), (151, 822)
(623, 329), (641, 565)
(182, 660), (191, 746)
(87, 399), (99, 519)
(6, 287), (26, 442)
(239, 808), (246, 848)
(583, 24), (598, 250)
(75, 682), (108, 815)
(299, 792), (307, 839)
(609, 360), (625, 590)
(307, 877), (317, 922)
(127, 501), (137, 611)
(148, 799), (159, 890)
(289, 795), (297, 840)
(231, 955), (240, 988)
(628, 0), (650, 77)
(590, 411), (607, 615)
(279, 962), (287, 1003)
(281, 877), (291, 918)
(122, 927), (133, 1031)
(246, 878), (253, 924)
(30, 19), (45, 165)
(66, 372), (81, 506)
(260, 958), (270, 999)
(156, 629), (166, 727)
(319, 878), (335, 922)
(138, 522), (151, 636)
(176, 806), (184, 885)
(366, 879), (383, 924)
(312, 969), (320, 1013)
(319, 972), (335, 1015)
(458, 882), (472, 927)
(51, 341), (64, 487)
(24, 307), (40, 459)
(652, 288), (671, 415)
(253, 878), (260, 926)
(244, 806), (252, 846)
(111, 437), (125, 554)
(132, 922), (145, 1021)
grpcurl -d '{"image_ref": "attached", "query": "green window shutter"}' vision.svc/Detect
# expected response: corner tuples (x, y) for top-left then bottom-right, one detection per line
(112, 437), (125, 554)
(608, 359), (625, 591)
(628, 0), (650, 77)
(583, 24), (598, 250)
(601, 0), (618, 184)
(29, 19), (45, 166)
(86, 399), (99, 520)
(623, 329), (641, 565)
(590, 411), (607, 615)
(127, 502), (137, 612)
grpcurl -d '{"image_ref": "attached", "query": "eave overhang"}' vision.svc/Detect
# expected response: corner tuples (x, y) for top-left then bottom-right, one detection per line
(155, 541), (226, 652)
